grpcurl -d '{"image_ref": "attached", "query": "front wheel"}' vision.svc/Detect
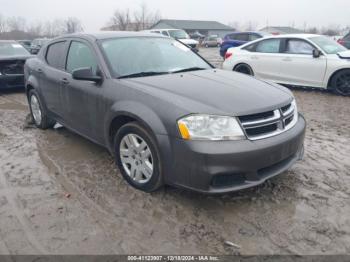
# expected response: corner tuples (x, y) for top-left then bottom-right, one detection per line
(331, 70), (350, 96)
(28, 89), (56, 129)
(114, 122), (163, 192)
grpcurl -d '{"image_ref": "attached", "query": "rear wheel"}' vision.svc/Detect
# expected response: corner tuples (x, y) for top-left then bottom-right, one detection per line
(114, 122), (163, 192)
(234, 64), (254, 76)
(28, 89), (56, 129)
(331, 70), (350, 96)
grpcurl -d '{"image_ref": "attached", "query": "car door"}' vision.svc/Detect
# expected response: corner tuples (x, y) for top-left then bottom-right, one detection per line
(247, 38), (283, 82)
(61, 39), (104, 142)
(39, 40), (68, 120)
(278, 38), (327, 87)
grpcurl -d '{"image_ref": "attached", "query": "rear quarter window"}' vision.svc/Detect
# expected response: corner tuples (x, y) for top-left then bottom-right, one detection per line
(46, 41), (67, 70)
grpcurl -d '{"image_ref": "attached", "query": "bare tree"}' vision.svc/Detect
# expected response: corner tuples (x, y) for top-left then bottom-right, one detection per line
(27, 21), (44, 36)
(321, 24), (341, 36)
(305, 27), (319, 34)
(109, 9), (131, 31)
(106, 3), (161, 31)
(0, 13), (7, 33)
(6, 16), (26, 31)
(134, 3), (161, 31)
(43, 19), (65, 38)
(63, 17), (83, 34)
(241, 20), (259, 31)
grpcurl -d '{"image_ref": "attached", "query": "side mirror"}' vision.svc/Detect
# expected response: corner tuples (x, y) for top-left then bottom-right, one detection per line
(72, 67), (102, 83)
(313, 49), (321, 58)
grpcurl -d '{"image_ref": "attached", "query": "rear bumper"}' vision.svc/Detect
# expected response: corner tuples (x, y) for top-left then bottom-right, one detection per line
(166, 114), (306, 194)
(0, 75), (25, 89)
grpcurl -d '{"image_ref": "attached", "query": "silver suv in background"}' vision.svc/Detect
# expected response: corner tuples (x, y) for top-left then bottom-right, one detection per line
(144, 29), (199, 48)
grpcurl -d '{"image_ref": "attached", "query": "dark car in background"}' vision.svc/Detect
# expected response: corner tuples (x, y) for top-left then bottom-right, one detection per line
(30, 38), (50, 54)
(220, 31), (269, 58)
(338, 32), (350, 49)
(25, 32), (305, 194)
(0, 40), (33, 89)
(17, 40), (32, 52)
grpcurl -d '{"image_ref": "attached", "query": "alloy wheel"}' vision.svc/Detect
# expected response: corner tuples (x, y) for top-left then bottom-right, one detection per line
(119, 134), (154, 184)
(30, 95), (42, 126)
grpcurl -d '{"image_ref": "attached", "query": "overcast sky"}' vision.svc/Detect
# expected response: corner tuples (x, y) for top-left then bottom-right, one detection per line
(1, 0), (349, 31)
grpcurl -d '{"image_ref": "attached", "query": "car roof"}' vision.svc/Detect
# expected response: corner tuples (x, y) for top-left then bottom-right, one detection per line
(227, 31), (264, 35)
(150, 29), (184, 31)
(0, 40), (17, 43)
(54, 31), (168, 41)
(263, 33), (321, 39)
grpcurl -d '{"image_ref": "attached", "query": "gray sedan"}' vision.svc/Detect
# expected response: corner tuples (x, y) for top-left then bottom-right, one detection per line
(24, 32), (305, 194)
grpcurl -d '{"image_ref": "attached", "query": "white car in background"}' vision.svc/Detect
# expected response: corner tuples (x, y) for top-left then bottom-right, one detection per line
(144, 29), (199, 48)
(223, 34), (350, 96)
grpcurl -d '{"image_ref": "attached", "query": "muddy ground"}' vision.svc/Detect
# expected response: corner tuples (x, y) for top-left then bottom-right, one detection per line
(0, 48), (349, 255)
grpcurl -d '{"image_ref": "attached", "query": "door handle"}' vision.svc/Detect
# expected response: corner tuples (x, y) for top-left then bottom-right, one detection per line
(61, 78), (70, 85)
(37, 68), (43, 73)
(282, 57), (292, 62)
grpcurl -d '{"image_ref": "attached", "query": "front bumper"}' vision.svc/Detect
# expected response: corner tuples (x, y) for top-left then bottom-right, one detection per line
(167, 114), (306, 194)
(0, 74), (25, 89)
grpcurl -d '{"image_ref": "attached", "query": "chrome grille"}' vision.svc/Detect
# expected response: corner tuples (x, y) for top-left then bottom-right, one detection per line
(238, 101), (298, 140)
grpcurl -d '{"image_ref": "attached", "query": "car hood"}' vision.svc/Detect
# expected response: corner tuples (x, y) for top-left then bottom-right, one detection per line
(179, 39), (199, 45)
(0, 55), (34, 61)
(337, 50), (350, 59)
(124, 69), (293, 116)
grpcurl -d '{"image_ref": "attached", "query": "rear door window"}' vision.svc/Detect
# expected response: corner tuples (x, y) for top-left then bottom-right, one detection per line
(66, 41), (98, 74)
(249, 34), (261, 41)
(256, 39), (281, 53)
(285, 39), (314, 55)
(46, 41), (67, 70)
(235, 34), (249, 41)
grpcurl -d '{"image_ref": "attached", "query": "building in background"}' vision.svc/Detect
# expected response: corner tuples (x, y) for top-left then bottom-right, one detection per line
(150, 19), (235, 38)
(259, 26), (303, 35)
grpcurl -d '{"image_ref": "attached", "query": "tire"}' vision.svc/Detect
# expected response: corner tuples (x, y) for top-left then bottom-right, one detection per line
(234, 64), (254, 76)
(114, 122), (163, 192)
(330, 70), (350, 96)
(28, 89), (56, 129)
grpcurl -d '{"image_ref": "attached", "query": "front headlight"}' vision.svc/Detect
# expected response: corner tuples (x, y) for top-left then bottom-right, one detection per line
(177, 114), (246, 141)
(291, 99), (299, 125)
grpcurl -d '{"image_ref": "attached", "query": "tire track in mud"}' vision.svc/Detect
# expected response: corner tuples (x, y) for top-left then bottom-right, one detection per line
(0, 167), (47, 254)
(0, 101), (122, 254)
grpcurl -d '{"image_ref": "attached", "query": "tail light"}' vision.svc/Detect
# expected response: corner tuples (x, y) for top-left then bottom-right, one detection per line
(338, 39), (345, 45)
(225, 52), (232, 60)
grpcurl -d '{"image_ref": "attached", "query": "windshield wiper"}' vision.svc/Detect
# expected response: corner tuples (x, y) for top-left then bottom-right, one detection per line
(118, 71), (169, 79)
(172, 67), (207, 74)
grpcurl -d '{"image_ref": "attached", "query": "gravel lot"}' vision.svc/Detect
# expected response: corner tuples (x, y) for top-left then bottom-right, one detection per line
(0, 47), (349, 255)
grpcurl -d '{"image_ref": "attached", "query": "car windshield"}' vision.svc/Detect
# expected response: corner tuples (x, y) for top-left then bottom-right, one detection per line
(310, 36), (347, 54)
(100, 37), (211, 78)
(0, 42), (30, 56)
(168, 30), (189, 39)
